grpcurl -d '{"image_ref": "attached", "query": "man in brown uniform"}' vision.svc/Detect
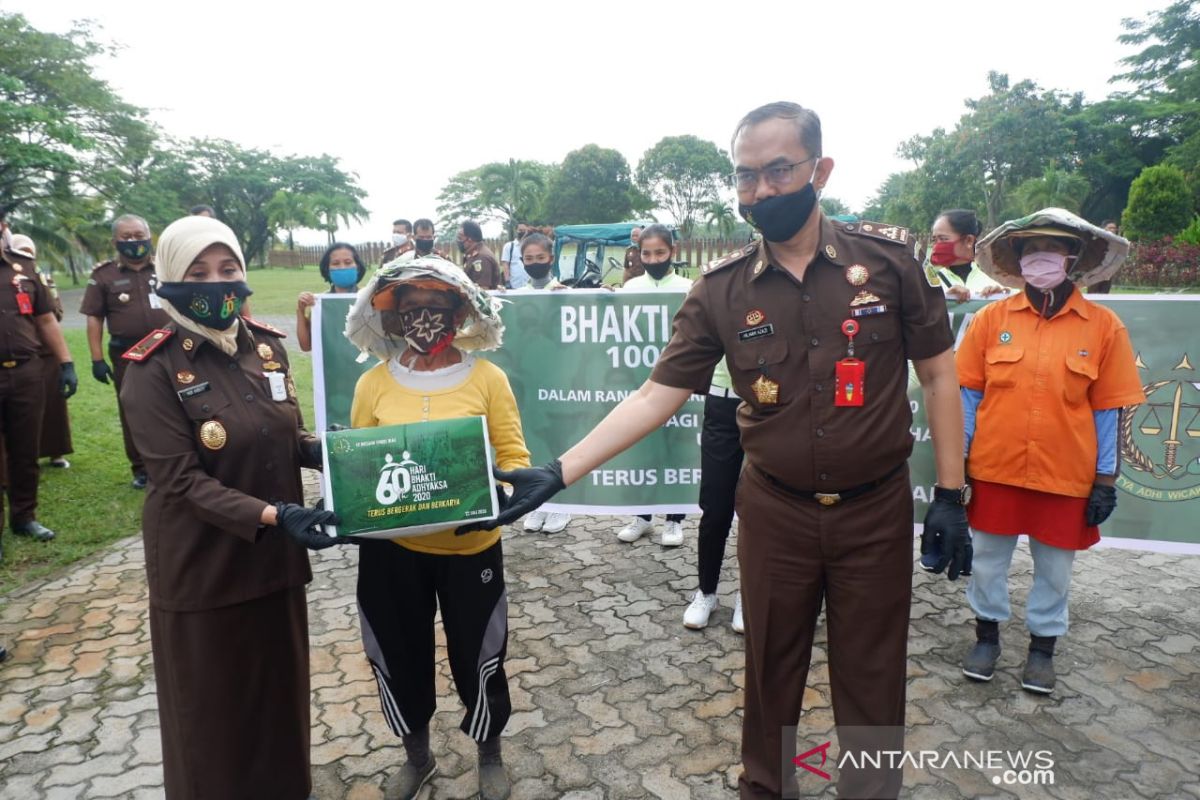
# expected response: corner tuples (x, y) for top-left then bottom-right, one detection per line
(0, 220), (78, 558)
(80, 214), (170, 489)
(622, 226), (644, 285)
(457, 220), (502, 289)
(488, 102), (970, 799)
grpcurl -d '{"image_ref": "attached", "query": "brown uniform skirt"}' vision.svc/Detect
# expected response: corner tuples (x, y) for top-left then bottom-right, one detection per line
(39, 351), (72, 458)
(149, 586), (311, 800)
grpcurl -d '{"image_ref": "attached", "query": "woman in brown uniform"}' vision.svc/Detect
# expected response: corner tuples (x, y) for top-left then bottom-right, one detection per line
(120, 216), (345, 800)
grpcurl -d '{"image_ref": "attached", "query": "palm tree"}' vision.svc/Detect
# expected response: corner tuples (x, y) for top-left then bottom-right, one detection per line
(1012, 167), (1090, 215)
(478, 159), (547, 238)
(704, 199), (737, 239)
(267, 190), (318, 251)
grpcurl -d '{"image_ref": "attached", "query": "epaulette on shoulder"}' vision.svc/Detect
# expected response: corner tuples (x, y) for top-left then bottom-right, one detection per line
(701, 241), (760, 276)
(92, 260), (116, 272)
(243, 317), (286, 338)
(122, 329), (173, 362)
(844, 221), (911, 246)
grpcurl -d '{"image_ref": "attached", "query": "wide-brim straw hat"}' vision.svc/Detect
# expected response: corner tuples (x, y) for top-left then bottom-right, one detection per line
(975, 207), (1130, 289)
(344, 255), (504, 362)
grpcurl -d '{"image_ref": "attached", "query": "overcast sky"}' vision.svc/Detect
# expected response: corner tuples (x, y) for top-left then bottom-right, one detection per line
(20, 0), (1162, 243)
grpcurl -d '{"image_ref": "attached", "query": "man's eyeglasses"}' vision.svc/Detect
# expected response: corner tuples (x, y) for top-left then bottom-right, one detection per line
(732, 156), (818, 191)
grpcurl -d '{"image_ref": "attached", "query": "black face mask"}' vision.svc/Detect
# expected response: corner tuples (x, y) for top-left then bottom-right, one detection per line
(643, 260), (673, 280)
(738, 180), (818, 243)
(115, 239), (152, 261)
(524, 262), (552, 281)
(156, 281), (253, 331)
(414, 238), (435, 255)
(456, 240), (468, 253)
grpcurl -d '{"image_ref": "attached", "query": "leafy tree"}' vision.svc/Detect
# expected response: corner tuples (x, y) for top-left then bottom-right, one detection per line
(703, 200), (737, 238)
(636, 135), (732, 238)
(819, 196), (851, 217)
(1010, 167), (1090, 215)
(1122, 164), (1194, 239)
(435, 167), (488, 235)
(267, 190), (317, 251)
(478, 159), (550, 237)
(541, 145), (634, 224)
(1114, 1), (1200, 120)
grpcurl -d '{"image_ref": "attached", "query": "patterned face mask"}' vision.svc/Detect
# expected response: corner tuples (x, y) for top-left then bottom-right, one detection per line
(156, 280), (253, 330)
(390, 306), (458, 354)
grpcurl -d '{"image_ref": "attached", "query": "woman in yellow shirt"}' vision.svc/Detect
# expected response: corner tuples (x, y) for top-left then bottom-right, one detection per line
(344, 256), (529, 800)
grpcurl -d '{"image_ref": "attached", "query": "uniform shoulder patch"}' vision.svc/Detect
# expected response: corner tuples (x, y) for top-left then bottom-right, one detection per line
(92, 260), (116, 272)
(122, 329), (174, 362)
(243, 317), (287, 338)
(702, 241), (760, 275)
(846, 221), (911, 246)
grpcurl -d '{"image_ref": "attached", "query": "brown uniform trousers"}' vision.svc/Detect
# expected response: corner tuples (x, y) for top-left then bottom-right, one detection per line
(38, 270), (71, 458)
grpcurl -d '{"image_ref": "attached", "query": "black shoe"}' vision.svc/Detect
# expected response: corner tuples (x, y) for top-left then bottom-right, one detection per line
(131, 472), (148, 490)
(12, 520), (55, 541)
(383, 757), (436, 800)
(1021, 636), (1057, 694)
(962, 618), (1001, 681)
(0, 644), (8, 663)
(478, 739), (511, 800)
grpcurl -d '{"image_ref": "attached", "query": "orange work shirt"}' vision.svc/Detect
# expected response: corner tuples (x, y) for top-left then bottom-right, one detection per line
(957, 289), (1144, 499)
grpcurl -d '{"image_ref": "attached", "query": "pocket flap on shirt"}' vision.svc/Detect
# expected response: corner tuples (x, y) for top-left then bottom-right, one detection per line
(985, 346), (1024, 365)
(1065, 353), (1099, 380)
(730, 338), (790, 371)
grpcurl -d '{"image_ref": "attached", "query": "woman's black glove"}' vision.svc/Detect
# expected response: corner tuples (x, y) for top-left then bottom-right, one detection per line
(60, 362), (78, 398)
(299, 436), (324, 470)
(1085, 484), (1117, 527)
(274, 502), (341, 550)
(921, 496), (972, 580)
(455, 460), (565, 535)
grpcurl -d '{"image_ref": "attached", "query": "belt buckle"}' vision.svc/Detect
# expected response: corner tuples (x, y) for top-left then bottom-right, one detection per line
(1, 360), (16, 368)
(814, 492), (841, 506)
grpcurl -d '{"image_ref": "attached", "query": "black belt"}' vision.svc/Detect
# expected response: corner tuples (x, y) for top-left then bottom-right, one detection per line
(0, 357), (30, 369)
(758, 462), (905, 506)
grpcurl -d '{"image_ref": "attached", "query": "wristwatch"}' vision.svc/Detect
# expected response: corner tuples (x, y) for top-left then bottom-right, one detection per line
(934, 484), (973, 506)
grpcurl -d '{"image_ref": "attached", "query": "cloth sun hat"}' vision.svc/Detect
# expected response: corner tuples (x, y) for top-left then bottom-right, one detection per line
(975, 207), (1130, 289)
(155, 216), (248, 357)
(344, 255), (504, 362)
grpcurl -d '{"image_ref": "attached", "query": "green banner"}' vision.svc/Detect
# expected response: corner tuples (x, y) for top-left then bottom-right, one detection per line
(313, 293), (1200, 553)
(321, 416), (497, 538)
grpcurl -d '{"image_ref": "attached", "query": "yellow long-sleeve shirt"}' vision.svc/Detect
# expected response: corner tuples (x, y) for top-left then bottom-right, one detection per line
(350, 356), (531, 555)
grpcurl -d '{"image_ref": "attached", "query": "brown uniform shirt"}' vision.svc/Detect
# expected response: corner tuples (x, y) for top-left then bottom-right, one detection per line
(79, 260), (171, 343)
(464, 244), (502, 290)
(651, 216), (953, 492)
(623, 245), (644, 284)
(119, 320), (318, 612)
(0, 259), (53, 360)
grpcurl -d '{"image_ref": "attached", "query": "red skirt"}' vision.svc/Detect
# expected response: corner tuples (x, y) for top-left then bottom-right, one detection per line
(967, 479), (1099, 551)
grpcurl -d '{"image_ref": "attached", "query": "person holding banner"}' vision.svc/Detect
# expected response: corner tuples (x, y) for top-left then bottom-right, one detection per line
(484, 101), (969, 799)
(296, 242), (367, 352)
(344, 255), (529, 800)
(616, 224), (692, 548)
(954, 209), (1144, 694)
(119, 215), (342, 800)
(928, 209), (1008, 304)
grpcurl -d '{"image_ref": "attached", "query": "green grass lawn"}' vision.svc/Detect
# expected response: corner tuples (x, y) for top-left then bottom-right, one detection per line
(0, 319), (316, 597)
(243, 265), (328, 317)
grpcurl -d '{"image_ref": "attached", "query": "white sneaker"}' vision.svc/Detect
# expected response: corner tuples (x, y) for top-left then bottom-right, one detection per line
(732, 591), (745, 634)
(617, 517), (653, 542)
(523, 510), (547, 532)
(683, 591), (719, 629)
(541, 512), (571, 534)
(661, 520), (684, 547)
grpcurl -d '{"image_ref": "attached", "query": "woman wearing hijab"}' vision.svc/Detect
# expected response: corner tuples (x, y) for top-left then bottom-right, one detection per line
(344, 255), (529, 800)
(120, 216), (348, 800)
(947, 208), (1144, 695)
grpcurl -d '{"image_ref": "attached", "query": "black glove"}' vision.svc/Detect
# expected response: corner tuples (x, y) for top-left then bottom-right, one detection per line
(92, 359), (114, 384)
(299, 436), (323, 470)
(274, 502), (342, 550)
(1085, 484), (1117, 527)
(921, 495), (972, 580)
(59, 362), (78, 398)
(455, 460), (566, 535)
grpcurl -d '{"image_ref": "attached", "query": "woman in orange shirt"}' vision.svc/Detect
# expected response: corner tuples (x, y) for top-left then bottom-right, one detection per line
(950, 209), (1143, 695)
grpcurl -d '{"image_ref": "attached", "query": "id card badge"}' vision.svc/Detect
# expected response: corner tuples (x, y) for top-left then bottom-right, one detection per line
(148, 291), (163, 310)
(15, 291), (32, 315)
(834, 358), (865, 407)
(266, 371), (288, 402)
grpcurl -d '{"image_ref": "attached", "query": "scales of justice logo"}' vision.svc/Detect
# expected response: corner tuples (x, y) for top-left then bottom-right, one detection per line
(1118, 352), (1200, 501)
(376, 451), (422, 504)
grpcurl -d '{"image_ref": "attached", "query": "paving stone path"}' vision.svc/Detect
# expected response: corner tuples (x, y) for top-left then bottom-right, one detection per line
(1, 477), (1198, 798)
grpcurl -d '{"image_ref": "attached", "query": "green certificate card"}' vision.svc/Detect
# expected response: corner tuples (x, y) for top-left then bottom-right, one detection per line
(322, 416), (498, 538)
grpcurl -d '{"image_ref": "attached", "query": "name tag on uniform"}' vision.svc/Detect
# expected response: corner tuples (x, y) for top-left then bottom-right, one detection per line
(147, 291), (163, 309)
(113, 279), (131, 287)
(177, 382), (211, 400)
(737, 323), (775, 341)
(266, 371), (288, 402)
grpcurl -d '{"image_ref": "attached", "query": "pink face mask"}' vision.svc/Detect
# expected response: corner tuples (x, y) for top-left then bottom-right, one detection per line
(1019, 251), (1068, 290)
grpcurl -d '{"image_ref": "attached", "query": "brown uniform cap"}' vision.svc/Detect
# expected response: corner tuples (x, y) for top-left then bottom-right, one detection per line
(651, 215), (952, 491)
